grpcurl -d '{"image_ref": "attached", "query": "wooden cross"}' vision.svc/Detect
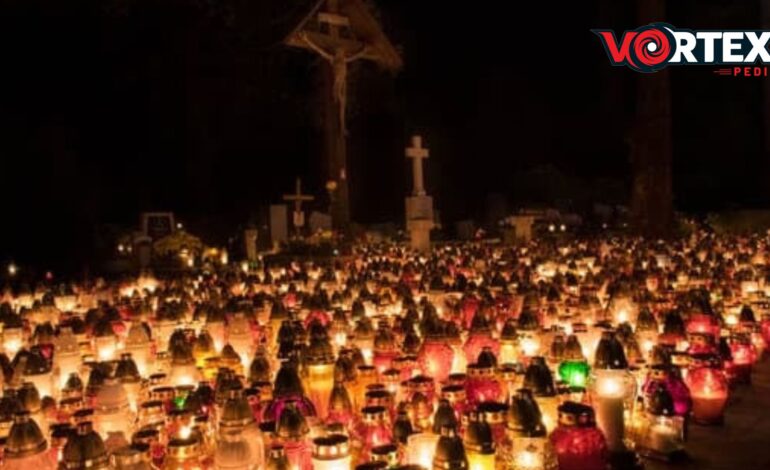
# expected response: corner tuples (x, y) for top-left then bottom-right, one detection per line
(405, 135), (430, 196)
(283, 178), (314, 229)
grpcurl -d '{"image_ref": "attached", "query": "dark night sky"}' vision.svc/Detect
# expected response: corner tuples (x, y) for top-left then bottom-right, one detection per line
(0, 0), (765, 271)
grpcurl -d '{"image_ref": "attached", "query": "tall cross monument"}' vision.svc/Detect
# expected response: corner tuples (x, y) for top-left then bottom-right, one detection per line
(285, 0), (402, 231)
(405, 135), (435, 252)
(283, 178), (315, 235)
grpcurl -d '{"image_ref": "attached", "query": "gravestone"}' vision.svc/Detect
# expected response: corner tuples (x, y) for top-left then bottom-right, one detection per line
(405, 135), (434, 252)
(309, 211), (333, 234)
(269, 205), (289, 247)
(135, 236), (152, 269)
(243, 226), (259, 262)
(141, 212), (175, 240)
(510, 215), (536, 243)
(455, 220), (476, 241)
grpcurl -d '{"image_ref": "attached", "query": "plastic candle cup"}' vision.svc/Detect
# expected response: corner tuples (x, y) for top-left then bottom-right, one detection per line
(558, 361), (590, 388)
(407, 433), (439, 469)
(590, 369), (634, 453)
(685, 356), (729, 425)
(311, 434), (352, 470)
(306, 362), (335, 420)
(549, 402), (609, 470)
(418, 337), (455, 383)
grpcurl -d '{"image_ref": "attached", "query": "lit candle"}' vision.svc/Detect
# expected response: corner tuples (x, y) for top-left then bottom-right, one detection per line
(311, 434), (351, 470)
(591, 370), (629, 452)
(407, 433), (439, 469)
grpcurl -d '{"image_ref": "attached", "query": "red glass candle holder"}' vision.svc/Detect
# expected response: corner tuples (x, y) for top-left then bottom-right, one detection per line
(685, 362), (728, 425)
(549, 402), (609, 470)
(418, 337), (454, 383)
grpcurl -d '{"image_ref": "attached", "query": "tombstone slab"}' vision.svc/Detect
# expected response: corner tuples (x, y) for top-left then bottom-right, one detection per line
(244, 227), (258, 262)
(269, 205), (289, 247)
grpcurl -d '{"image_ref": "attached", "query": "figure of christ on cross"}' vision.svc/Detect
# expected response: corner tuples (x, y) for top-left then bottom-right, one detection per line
(300, 31), (369, 135)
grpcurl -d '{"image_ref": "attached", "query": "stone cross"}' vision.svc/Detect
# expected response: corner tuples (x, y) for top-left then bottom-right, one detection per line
(406, 135), (429, 196)
(283, 178), (314, 230)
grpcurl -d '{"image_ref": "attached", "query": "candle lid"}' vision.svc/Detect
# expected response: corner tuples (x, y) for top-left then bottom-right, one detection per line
(477, 401), (507, 425)
(111, 445), (150, 468)
(371, 443), (398, 464)
(276, 402), (309, 439)
(523, 358), (556, 397)
(441, 384), (466, 402)
(557, 401), (595, 427)
(366, 388), (393, 408)
(432, 399), (459, 434)
(312, 434), (350, 460)
(355, 463), (387, 470)
(4, 412), (47, 459)
(647, 385), (676, 417)
(464, 416), (494, 454)
(361, 405), (388, 424)
(61, 421), (109, 470)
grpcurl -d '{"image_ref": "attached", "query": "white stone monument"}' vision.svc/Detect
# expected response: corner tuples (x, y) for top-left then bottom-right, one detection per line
(283, 178), (314, 235)
(405, 135), (434, 252)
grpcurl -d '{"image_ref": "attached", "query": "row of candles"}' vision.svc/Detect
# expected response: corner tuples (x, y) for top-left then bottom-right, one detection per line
(0, 233), (766, 470)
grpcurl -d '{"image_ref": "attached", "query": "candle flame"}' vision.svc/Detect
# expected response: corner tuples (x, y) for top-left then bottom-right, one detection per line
(179, 426), (192, 440)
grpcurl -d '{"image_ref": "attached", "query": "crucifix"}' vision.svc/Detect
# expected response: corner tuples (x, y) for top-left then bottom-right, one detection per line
(300, 31), (368, 136)
(285, 0), (402, 231)
(404, 135), (435, 253)
(405, 135), (429, 196)
(283, 178), (315, 234)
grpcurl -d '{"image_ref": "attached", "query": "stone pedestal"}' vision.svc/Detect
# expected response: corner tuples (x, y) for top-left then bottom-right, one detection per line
(511, 215), (536, 242)
(244, 228), (258, 262)
(407, 219), (433, 252)
(406, 195), (434, 252)
(269, 204), (289, 246)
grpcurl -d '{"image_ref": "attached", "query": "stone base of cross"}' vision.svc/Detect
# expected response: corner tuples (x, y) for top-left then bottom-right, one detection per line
(407, 218), (433, 252)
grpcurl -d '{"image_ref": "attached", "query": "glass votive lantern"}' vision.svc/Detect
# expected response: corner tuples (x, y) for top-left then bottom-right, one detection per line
(432, 424), (468, 470)
(226, 313), (253, 367)
(499, 319), (520, 365)
(589, 368), (636, 453)
(94, 331), (118, 362)
(20, 349), (55, 400)
(3, 411), (57, 470)
(54, 326), (81, 389)
(3, 326), (24, 357)
(276, 403), (312, 470)
(418, 335), (454, 383)
(61, 421), (110, 470)
(466, 362), (502, 407)
(93, 378), (135, 439)
(684, 354), (729, 425)
(476, 401), (508, 447)
(522, 357), (558, 432)
(463, 413), (496, 470)
(372, 325), (399, 375)
(634, 386), (684, 461)
(124, 321), (152, 377)
(549, 402), (608, 470)
(312, 434), (352, 470)
(354, 405), (393, 463)
(642, 365), (692, 418)
(406, 432), (439, 469)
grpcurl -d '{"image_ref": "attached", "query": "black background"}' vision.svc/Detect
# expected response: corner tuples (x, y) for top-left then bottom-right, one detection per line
(0, 0), (763, 273)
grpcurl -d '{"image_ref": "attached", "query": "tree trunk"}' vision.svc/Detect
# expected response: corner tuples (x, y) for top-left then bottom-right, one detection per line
(631, 0), (673, 237)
